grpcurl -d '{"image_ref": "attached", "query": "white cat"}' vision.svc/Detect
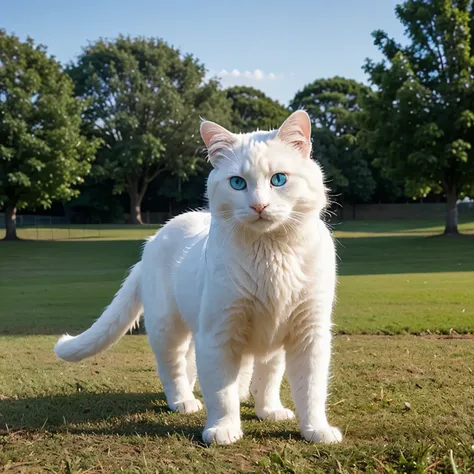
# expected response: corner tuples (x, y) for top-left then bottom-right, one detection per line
(55, 110), (342, 445)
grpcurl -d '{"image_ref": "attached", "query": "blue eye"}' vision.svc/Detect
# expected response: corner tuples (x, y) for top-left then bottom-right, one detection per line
(230, 176), (247, 190)
(271, 173), (287, 187)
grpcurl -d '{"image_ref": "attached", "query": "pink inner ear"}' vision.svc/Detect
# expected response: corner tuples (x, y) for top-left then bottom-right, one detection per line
(200, 121), (232, 147)
(200, 121), (236, 163)
(277, 110), (312, 156)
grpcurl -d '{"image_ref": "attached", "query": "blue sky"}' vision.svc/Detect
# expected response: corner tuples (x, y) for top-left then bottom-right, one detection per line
(3, 0), (405, 105)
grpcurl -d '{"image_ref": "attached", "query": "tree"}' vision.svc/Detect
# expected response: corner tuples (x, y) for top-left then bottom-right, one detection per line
(291, 77), (376, 210)
(0, 30), (98, 240)
(69, 36), (231, 224)
(226, 86), (289, 132)
(363, 0), (474, 235)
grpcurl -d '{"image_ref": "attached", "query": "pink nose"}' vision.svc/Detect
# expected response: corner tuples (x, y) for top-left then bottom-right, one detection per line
(250, 203), (268, 213)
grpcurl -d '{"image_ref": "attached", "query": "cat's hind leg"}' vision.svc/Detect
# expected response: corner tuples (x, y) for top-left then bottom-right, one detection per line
(145, 308), (202, 414)
(251, 350), (295, 421)
(238, 354), (254, 402)
(185, 339), (198, 392)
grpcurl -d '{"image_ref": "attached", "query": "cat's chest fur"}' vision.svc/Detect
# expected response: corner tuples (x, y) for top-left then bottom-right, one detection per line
(236, 239), (308, 306)
(223, 237), (312, 353)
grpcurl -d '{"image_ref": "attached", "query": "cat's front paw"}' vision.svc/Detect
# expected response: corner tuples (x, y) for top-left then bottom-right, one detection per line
(202, 423), (243, 445)
(302, 425), (342, 444)
(257, 407), (295, 421)
(169, 399), (203, 414)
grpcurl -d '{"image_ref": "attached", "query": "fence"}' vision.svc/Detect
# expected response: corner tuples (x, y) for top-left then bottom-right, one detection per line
(0, 215), (160, 241)
(1, 202), (472, 240)
(124, 211), (172, 224)
(1, 215), (70, 227)
(337, 202), (473, 220)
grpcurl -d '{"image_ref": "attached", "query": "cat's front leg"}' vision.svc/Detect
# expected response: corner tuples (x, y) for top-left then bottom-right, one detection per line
(285, 327), (342, 444)
(196, 331), (243, 445)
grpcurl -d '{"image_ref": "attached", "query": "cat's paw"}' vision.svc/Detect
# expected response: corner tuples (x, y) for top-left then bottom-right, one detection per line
(202, 423), (243, 445)
(301, 425), (342, 444)
(170, 399), (203, 414)
(257, 407), (295, 421)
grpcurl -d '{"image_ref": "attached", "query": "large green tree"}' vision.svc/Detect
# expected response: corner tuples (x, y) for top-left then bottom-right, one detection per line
(0, 30), (98, 240)
(363, 0), (474, 234)
(226, 86), (289, 132)
(69, 36), (231, 224)
(291, 77), (376, 209)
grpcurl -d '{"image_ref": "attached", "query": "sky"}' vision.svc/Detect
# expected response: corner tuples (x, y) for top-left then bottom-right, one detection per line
(3, 0), (405, 105)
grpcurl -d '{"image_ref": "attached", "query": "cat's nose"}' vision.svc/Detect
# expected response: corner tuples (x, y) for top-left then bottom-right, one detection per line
(250, 203), (268, 214)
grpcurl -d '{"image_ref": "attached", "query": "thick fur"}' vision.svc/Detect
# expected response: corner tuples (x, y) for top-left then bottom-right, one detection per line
(55, 262), (142, 362)
(55, 111), (342, 445)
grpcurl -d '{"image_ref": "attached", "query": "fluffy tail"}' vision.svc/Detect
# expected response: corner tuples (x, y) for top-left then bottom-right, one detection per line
(54, 262), (143, 362)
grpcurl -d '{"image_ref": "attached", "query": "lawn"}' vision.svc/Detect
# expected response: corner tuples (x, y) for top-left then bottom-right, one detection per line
(0, 220), (473, 473)
(1, 220), (473, 335)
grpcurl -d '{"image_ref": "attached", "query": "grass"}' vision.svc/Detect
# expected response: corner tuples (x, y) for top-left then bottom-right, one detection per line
(0, 224), (159, 242)
(1, 219), (474, 472)
(1, 220), (473, 334)
(1, 335), (473, 472)
(334, 220), (474, 334)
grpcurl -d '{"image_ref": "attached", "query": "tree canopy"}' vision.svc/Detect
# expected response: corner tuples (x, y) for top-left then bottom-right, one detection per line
(69, 35), (231, 224)
(363, 0), (474, 234)
(0, 30), (99, 239)
(291, 77), (376, 206)
(226, 86), (289, 133)
(4, 8), (474, 233)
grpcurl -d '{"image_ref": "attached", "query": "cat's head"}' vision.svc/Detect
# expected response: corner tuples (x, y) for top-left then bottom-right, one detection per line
(201, 110), (327, 234)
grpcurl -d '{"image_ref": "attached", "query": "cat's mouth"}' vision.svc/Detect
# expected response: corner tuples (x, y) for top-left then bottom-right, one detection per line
(251, 215), (276, 227)
(235, 211), (277, 228)
(252, 214), (269, 222)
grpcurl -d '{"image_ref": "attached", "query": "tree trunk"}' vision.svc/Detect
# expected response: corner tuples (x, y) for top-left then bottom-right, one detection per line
(129, 192), (143, 225)
(4, 202), (19, 241)
(444, 185), (459, 235)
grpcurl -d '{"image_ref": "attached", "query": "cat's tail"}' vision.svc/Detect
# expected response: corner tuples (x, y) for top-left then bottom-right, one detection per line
(54, 262), (143, 362)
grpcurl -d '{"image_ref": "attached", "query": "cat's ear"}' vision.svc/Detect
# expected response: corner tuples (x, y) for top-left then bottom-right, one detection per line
(200, 120), (236, 166)
(276, 110), (312, 157)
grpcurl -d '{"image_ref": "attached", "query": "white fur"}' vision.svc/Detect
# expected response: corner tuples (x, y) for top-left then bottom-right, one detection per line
(54, 262), (142, 362)
(54, 111), (342, 445)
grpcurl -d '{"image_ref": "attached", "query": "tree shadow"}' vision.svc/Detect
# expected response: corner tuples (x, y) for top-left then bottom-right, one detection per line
(1, 229), (474, 335)
(1, 232), (473, 278)
(335, 234), (474, 275)
(329, 217), (474, 233)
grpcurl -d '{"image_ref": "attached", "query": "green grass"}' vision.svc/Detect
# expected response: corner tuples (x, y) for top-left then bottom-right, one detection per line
(334, 221), (474, 334)
(1, 220), (473, 334)
(0, 224), (159, 241)
(1, 220), (474, 472)
(1, 335), (473, 473)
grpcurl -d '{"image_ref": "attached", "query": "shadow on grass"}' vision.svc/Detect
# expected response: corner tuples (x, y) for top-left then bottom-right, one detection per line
(0, 391), (301, 443)
(0, 392), (198, 436)
(1, 233), (474, 277)
(2, 388), (473, 452)
(2, 391), (467, 449)
(1, 228), (474, 334)
(336, 234), (474, 275)
(0, 392), (165, 428)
